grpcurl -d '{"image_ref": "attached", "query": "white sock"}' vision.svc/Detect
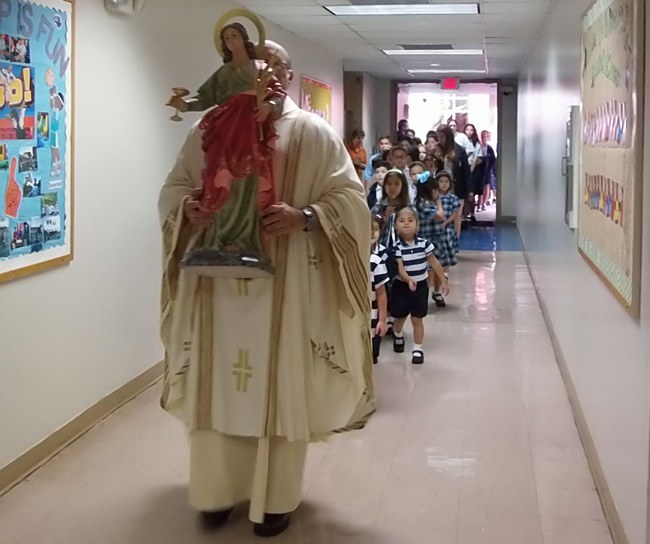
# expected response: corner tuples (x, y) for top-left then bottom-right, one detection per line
(393, 331), (404, 339)
(413, 344), (423, 353)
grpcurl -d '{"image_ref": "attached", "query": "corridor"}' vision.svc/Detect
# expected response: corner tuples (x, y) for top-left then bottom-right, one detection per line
(0, 249), (612, 544)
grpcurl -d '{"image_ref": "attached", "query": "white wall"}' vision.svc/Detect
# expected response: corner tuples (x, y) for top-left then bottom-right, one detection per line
(373, 78), (392, 142)
(517, 2), (650, 543)
(0, 0), (344, 471)
(343, 71), (362, 139)
(361, 73), (376, 152)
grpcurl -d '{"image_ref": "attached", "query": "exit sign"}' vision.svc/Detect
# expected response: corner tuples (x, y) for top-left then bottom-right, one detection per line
(441, 78), (460, 90)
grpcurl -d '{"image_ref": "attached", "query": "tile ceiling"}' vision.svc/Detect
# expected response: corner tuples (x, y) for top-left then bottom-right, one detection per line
(235, 0), (556, 79)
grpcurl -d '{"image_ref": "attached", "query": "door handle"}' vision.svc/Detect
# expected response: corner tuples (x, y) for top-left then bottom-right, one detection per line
(561, 156), (568, 176)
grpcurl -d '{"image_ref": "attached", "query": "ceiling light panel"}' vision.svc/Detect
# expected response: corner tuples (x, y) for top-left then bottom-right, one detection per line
(324, 4), (479, 15)
(252, 6), (329, 16)
(383, 49), (484, 55)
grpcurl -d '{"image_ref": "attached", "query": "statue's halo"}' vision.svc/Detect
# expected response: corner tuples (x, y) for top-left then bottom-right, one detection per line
(214, 8), (267, 59)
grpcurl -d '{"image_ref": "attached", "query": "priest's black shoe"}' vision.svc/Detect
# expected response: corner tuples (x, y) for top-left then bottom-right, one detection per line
(253, 513), (291, 537)
(199, 508), (233, 529)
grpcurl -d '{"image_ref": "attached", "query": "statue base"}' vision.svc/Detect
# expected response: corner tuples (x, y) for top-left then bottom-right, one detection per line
(180, 248), (274, 279)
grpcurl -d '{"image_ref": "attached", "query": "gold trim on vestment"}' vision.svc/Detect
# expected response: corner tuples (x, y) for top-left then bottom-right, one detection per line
(312, 201), (375, 414)
(263, 115), (309, 437)
(232, 349), (254, 392)
(237, 278), (252, 296)
(196, 278), (215, 430)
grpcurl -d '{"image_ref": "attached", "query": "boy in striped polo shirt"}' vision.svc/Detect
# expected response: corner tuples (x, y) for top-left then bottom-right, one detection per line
(390, 206), (449, 364)
(370, 215), (389, 364)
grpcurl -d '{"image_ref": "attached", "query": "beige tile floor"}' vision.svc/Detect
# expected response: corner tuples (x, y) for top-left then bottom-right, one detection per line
(0, 251), (613, 544)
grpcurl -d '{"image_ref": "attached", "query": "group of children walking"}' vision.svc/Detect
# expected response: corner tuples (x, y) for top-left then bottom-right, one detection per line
(368, 162), (462, 365)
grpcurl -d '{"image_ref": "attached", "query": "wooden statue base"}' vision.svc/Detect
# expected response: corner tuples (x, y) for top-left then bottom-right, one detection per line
(180, 248), (274, 279)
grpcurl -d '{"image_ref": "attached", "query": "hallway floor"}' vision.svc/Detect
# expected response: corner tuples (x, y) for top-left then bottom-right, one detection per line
(0, 252), (613, 544)
(459, 224), (524, 252)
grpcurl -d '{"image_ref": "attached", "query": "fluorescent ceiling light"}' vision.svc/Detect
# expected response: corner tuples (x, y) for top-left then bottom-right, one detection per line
(408, 69), (487, 74)
(324, 4), (479, 16)
(384, 49), (484, 56)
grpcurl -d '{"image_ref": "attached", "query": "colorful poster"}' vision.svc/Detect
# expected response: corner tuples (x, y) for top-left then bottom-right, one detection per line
(300, 75), (332, 124)
(0, 0), (73, 281)
(579, 0), (644, 316)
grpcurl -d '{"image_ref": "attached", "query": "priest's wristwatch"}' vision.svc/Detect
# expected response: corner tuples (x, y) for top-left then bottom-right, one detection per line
(302, 206), (317, 232)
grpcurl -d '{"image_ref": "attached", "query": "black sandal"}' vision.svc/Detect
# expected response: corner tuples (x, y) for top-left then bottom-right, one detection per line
(432, 292), (446, 307)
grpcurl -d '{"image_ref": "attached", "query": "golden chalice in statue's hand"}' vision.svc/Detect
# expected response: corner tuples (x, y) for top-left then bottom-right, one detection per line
(168, 87), (190, 122)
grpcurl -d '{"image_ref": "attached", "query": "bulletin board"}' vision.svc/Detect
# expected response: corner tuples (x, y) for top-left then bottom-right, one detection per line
(579, 0), (644, 316)
(0, 0), (73, 283)
(300, 74), (332, 124)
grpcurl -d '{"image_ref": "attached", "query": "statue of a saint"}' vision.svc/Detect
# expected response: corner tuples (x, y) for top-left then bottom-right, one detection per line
(167, 10), (285, 278)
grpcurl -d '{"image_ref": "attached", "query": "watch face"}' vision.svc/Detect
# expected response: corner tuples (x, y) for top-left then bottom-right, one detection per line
(303, 208), (315, 231)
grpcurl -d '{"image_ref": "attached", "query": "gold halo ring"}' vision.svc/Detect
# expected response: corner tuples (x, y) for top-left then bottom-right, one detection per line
(214, 9), (266, 59)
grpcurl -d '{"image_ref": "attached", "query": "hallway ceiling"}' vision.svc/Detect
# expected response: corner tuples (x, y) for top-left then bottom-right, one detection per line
(235, 0), (556, 79)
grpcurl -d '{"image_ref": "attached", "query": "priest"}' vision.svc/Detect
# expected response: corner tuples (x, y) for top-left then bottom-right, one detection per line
(158, 40), (374, 538)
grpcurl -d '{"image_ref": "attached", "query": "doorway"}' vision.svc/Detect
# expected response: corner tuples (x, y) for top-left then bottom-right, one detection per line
(396, 82), (499, 225)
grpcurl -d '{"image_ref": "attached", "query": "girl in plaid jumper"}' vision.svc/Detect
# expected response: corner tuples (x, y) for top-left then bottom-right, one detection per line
(413, 171), (444, 246)
(430, 171), (462, 307)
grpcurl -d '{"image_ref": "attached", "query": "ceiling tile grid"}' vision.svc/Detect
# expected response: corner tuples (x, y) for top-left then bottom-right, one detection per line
(236, 0), (557, 78)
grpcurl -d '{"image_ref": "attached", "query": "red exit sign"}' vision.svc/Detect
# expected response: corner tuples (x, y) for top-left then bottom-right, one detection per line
(441, 77), (460, 90)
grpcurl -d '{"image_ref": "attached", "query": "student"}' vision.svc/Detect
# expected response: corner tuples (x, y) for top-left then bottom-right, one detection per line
(412, 170), (444, 248)
(480, 130), (496, 208)
(448, 118), (474, 160)
(435, 125), (471, 230)
(370, 169), (411, 335)
(370, 214), (389, 364)
(390, 207), (449, 364)
(388, 146), (410, 182)
(408, 161), (426, 204)
(346, 128), (367, 181)
(367, 160), (390, 210)
(364, 135), (392, 183)
(464, 123), (485, 216)
(370, 169), (410, 251)
(430, 171), (462, 307)
(396, 119), (410, 143)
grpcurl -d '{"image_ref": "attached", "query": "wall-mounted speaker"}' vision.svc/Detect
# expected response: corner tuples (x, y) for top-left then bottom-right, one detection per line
(104, 0), (145, 15)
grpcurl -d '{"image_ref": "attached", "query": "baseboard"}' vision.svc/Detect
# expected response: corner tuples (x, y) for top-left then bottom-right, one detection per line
(497, 215), (517, 223)
(522, 251), (629, 544)
(0, 361), (164, 496)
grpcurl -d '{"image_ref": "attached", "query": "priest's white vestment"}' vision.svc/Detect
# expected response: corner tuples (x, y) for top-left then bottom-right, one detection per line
(158, 98), (374, 521)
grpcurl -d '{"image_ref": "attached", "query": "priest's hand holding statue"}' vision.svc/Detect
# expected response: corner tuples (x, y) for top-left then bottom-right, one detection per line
(167, 11), (290, 278)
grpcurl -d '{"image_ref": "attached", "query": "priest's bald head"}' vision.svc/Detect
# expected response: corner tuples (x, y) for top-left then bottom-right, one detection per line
(265, 39), (294, 90)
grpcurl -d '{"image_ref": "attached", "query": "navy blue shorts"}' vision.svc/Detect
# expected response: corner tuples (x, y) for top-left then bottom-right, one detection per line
(389, 279), (429, 319)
